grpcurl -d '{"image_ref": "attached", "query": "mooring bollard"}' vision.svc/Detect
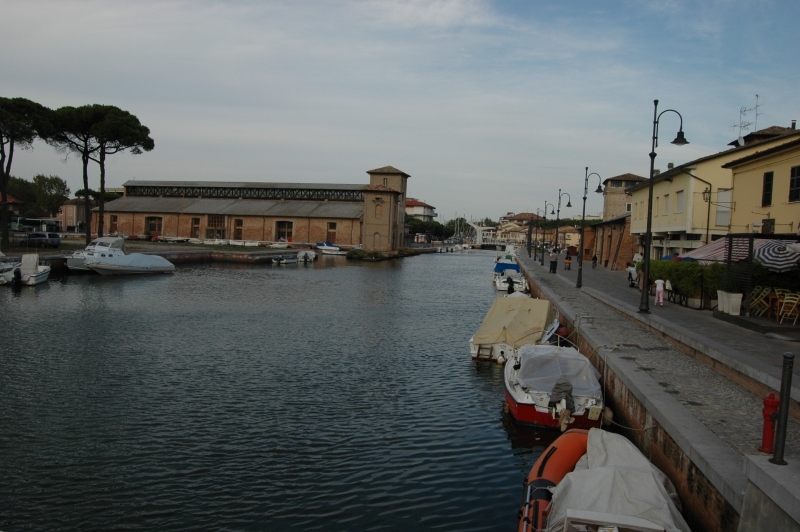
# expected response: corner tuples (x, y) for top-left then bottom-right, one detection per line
(770, 352), (794, 465)
(759, 393), (780, 453)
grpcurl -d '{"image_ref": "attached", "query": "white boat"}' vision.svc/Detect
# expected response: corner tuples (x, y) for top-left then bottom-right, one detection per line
(504, 344), (603, 430)
(85, 253), (175, 275)
(542, 429), (691, 532)
(297, 250), (317, 262)
(495, 272), (528, 292)
(321, 249), (348, 256)
(268, 242), (290, 249)
(470, 298), (559, 363)
(65, 237), (127, 271)
(0, 254), (51, 286)
(493, 261), (521, 284)
(279, 255), (298, 264)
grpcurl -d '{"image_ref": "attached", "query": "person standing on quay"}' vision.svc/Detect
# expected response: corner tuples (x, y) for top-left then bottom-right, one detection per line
(549, 250), (558, 274)
(654, 277), (665, 307)
(564, 255), (572, 270)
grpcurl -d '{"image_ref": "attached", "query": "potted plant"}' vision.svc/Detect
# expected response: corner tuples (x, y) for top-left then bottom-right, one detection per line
(721, 274), (743, 315)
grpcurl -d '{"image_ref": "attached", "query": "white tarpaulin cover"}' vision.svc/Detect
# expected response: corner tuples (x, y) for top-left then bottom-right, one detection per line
(514, 345), (602, 401)
(472, 298), (555, 347)
(546, 429), (691, 532)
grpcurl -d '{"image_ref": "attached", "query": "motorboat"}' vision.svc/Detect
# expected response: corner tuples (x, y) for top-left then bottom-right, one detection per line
(496, 272), (528, 292)
(84, 253), (175, 275)
(279, 255), (298, 264)
(268, 242), (290, 249)
(322, 249), (348, 256)
(0, 254), (50, 286)
(493, 261), (521, 284)
(316, 241), (342, 252)
(470, 298), (559, 363)
(65, 237), (127, 271)
(504, 344), (603, 431)
(519, 428), (691, 532)
(297, 250), (317, 262)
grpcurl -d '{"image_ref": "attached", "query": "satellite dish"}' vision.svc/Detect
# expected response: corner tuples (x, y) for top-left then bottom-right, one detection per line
(738, 136), (745, 146)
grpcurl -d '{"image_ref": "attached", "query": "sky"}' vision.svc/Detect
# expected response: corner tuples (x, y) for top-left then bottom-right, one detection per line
(2, 0), (799, 223)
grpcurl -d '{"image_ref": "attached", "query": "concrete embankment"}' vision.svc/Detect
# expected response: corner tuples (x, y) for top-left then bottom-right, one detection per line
(519, 255), (800, 531)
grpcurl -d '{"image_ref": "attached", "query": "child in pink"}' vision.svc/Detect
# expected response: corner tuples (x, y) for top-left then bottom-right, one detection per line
(654, 278), (665, 307)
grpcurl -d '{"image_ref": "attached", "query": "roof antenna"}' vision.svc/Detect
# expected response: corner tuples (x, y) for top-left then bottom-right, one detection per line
(731, 103), (754, 146)
(753, 94), (763, 132)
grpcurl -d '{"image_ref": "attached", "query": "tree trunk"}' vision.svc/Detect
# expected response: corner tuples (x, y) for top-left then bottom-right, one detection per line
(1, 141), (14, 250)
(82, 149), (92, 246)
(98, 147), (106, 238)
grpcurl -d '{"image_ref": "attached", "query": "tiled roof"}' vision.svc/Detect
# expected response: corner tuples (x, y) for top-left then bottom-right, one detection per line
(602, 173), (646, 185)
(366, 166), (410, 178)
(406, 198), (434, 208)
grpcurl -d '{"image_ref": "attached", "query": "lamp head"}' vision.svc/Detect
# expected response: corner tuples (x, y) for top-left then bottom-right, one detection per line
(550, 208), (555, 215)
(702, 187), (711, 202)
(566, 201), (572, 208)
(595, 184), (604, 194)
(671, 130), (689, 146)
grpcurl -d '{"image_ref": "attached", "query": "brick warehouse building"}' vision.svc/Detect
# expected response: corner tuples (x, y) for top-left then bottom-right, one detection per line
(93, 166), (409, 252)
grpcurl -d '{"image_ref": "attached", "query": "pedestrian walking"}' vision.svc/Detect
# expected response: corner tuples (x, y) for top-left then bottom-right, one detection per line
(564, 255), (572, 270)
(654, 277), (665, 307)
(549, 250), (558, 273)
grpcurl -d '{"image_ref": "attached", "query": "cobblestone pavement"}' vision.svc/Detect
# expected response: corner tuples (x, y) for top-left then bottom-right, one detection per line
(518, 252), (800, 458)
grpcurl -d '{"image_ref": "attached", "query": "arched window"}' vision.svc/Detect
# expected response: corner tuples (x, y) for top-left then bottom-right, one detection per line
(373, 232), (381, 248)
(375, 204), (382, 218)
(383, 178), (388, 187)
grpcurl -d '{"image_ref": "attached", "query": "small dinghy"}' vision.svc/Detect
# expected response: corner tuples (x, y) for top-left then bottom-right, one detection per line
(297, 250), (317, 262)
(0, 254), (50, 286)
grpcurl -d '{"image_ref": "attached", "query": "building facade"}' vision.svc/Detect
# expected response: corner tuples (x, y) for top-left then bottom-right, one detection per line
(94, 166), (409, 252)
(405, 198), (437, 221)
(628, 126), (800, 259)
(724, 138), (800, 234)
(602, 173), (646, 220)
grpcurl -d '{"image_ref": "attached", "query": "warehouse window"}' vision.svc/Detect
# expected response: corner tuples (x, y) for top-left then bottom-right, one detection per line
(145, 216), (162, 235)
(276, 221), (293, 242)
(206, 214), (225, 239)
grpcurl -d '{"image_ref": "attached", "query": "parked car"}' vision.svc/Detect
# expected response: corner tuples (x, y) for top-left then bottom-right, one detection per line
(19, 232), (61, 249)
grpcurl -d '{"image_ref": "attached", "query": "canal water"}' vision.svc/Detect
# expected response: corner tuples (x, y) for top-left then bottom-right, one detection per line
(1, 251), (558, 531)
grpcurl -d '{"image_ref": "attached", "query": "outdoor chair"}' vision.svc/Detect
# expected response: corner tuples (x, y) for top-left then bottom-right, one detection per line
(750, 286), (771, 317)
(778, 294), (800, 325)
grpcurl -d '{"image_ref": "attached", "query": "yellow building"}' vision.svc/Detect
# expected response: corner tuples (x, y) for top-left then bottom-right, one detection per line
(724, 138), (800, 234)
(627, 126), (800, 259)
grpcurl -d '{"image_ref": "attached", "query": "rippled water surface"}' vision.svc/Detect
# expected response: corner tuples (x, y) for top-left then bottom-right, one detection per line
(1, 251), (558, 531)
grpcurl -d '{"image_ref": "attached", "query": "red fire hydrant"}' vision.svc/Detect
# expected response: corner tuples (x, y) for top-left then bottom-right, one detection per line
(759, 393), (781, 453)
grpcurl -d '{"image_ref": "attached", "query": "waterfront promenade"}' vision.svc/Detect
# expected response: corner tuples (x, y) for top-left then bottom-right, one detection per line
(517, 250), (800, 530)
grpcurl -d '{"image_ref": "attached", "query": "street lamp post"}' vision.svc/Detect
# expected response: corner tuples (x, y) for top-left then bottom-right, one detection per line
(533, 208), (546, 261)
(639, 99), (689, 313)
(576, 168), (604, 288)
(554, 189), (572, 252)
(541, 201), (555, 266)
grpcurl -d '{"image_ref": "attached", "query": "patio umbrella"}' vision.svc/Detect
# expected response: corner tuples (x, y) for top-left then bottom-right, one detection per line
(678, 257), (698, 262)
(661, 253), (678, 260)
(753, 240), (800, 273)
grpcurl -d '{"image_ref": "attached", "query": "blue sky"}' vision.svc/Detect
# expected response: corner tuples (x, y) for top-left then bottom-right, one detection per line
(2, 0), (798, 222)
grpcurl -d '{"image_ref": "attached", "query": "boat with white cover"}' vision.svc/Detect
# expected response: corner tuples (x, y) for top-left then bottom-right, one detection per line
(297, 250), (317, 262)
(504, 344), (603, 431)
(534, 428), (691, 532)
(493, 261), (521, 284)
(85, 253), (175, 275)
(65, 237), (127, 271)
(0, 254), (50, 286)
(470, 298), (559, 363)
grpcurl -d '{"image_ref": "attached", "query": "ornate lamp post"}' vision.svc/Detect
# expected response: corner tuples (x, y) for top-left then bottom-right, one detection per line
(576, 168), (604, 288)
(541, 201), (555, 266)
(639, 100), (689, 313)
(554, 189), (572, 252)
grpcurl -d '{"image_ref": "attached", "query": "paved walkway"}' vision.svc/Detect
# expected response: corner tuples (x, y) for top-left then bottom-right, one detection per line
(525, 251), (800, 394)
(516, 250), (800, 459)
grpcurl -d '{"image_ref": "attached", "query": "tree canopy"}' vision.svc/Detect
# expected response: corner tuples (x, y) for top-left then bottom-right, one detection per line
(8, 175), (70, 217)
(0, 97), (52, 249)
